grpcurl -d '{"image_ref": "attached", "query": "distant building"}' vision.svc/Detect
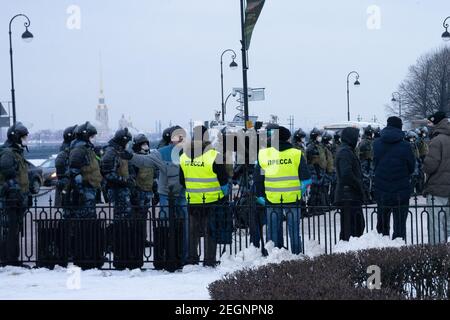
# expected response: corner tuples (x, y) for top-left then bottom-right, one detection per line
(95, 55), (112, 141)
(119, 114), (140, 135)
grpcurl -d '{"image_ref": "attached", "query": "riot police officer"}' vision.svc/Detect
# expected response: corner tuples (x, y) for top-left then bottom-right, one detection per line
(416, 126), (429, 162)
(292, 128), (307, 153)
(406, 130), (422, 195)
(331, 131), (342, 157)
(67, 122), (104, 269)
(322, 131), (335, 175)
(68, 122), (103, 218)
(306, 128), (328, 212)
(101, 127), (134, 217)
(374, 127), (381, 139)
(0, 122), (30, 266)
(55, 125), (77, 207)
(157, 126), (175, 149)
(358, 126), (375, 203)
(102, 128), (143, 269)
(322, 131), (335, 205)
(129, 134), (156, 218)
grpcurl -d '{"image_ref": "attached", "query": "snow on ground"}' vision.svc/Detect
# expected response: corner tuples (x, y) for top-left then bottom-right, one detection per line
(0, 243), (303, 300)
(333, 231), (406, 253)
(0, 234), (405, 300)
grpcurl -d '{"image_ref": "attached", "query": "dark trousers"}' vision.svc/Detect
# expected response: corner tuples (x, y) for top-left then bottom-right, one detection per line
(339, 201), (365, 241)
(376, 198), (409, 240)
(187, 205), (217, 266)
(108, 188), (132, 218)
(0, 208), (21, 265)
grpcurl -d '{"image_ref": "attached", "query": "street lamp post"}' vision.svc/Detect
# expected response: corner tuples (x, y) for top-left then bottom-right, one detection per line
(346, 71), (360, 122)
(391, 91), (402, 118)
(442, 16), (450, 41)
(220, 49), (238, 122)
(9, 14), (33, 125)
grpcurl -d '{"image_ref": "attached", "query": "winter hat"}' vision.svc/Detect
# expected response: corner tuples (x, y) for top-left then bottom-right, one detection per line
(387, 116), (403, 130)
(278, 126), (291, 142)
(427, 111), (447, 125)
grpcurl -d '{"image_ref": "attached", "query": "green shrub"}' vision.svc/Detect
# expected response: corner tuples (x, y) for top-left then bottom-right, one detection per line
(208, 244), (450, 300)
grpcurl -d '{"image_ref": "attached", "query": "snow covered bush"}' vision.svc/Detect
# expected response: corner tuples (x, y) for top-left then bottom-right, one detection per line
(208, 244), (450, 300)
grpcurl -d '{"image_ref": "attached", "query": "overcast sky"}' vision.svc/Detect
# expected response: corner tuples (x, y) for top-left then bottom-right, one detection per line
(1, 0), (450, 133)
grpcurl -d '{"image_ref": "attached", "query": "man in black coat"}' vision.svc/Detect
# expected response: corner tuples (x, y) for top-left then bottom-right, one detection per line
(334, 127), (365, 241)
(373, 116), (415, 240)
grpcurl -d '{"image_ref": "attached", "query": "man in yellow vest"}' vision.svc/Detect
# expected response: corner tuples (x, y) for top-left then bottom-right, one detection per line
(254, 125), (311, 254)
(179, 126), (229, 267)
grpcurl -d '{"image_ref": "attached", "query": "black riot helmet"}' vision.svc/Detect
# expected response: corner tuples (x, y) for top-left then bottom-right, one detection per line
(373, 127), (381, 138)
(63, 125), (78, 143)
(309, 128), (322, 141)
(416, 126), (428, 138)
(292, 128), (306, 143)
(333, 130), (341, 143)
(406, 130), (418, 142)
(322, 131), (333, 144)
(7, 122), (29, 146)
(132, 133), (150, 152)
(364, 125), (374, 139)
(76, 121), (97, 142)
(162, 126), (174, 144)
(113, 127), (133, 148)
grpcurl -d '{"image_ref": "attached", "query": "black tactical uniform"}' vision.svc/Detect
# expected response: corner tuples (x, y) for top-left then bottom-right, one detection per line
(129, 134), (155, 218)
(322, 131), (336, 205)
(67, 122), (104, 269)
(406, 131), (422, 195)
(358, 126), (375, 203)
(331, 131), (342, 158)
(0, 122), (30, 266)
(292, 128), (307, 154)
(55, 125), (77, 207)
(306, 128), (328, 212)
(68, 122), (103, 218)
(101, 128), (134, 218)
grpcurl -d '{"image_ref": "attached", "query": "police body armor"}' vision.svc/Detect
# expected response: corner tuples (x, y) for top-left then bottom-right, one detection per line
(358, 138), (375, 204)
(0, 147), (29, 266)
(306, 142), (328, 212)
(409, 142), (423, 195)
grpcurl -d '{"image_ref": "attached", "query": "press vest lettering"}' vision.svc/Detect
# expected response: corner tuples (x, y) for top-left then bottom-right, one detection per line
(185, 160), (205, 167)
(267, 158), (293, 166)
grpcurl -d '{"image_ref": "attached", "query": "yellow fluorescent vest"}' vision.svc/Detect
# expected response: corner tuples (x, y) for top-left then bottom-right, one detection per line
(180, 149), (224, 204)
(258, 147), (302, 204)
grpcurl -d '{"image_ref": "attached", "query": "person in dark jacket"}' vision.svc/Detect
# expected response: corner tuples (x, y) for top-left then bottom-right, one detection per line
(423, 111), (450, 244)
(334, 127), (365, 241)
(373, 116), (415, 240)
(55, 125), (77, 207)
(0, 122), (30, 266)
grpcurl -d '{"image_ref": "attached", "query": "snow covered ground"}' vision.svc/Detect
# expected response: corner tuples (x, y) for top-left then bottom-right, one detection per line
(0, 231), (405, 300)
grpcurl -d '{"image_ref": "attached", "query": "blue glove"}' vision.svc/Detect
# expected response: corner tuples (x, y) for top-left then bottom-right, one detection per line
(221, 184), (229, 197)
(6, 179), (19, 189)
(256, 197), (266, 206)
(301, 179), (312, 194)
(74, 174), (83, 186)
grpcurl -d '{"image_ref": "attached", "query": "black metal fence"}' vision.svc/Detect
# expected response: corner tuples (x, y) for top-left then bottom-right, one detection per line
(1, 195), (449, 270)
